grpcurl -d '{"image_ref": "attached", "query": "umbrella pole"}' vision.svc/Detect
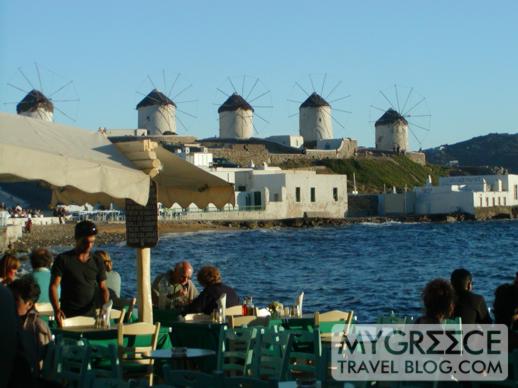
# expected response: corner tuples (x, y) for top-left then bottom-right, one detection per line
(136, 247), (153, 323)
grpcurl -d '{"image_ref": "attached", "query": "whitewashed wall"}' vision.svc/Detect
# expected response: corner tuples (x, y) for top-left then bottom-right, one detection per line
(219, 108), (253, 139)
(265, 135), (304, 149)
(299, 106), (333, 142)
(375, 121), (408, 152)
(20, 108), (53, 122)
(414, 190), (475, 215)
(137, 104), (176, 135)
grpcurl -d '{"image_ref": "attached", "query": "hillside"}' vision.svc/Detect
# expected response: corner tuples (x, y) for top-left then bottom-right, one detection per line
(277, 156), (449, 193)
(425, 133), (518, 173)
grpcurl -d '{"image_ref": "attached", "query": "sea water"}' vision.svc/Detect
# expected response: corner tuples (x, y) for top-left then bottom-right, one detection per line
(85, 219), (518, 322)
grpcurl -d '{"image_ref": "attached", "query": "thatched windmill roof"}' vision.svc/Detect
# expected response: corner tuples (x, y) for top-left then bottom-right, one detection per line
(375, 108), (408, 126)
(136, 89), (176, 109)
(218, 93), (254, 113)
(16, 90), (54, 114)
(300, 92), (330, 108)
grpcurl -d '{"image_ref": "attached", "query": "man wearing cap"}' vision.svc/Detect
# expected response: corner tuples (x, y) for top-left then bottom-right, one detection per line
(49, 221), (109, 326)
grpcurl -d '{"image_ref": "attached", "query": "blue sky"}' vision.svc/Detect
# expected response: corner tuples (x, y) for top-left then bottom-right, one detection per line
(1, 0), (517, 150)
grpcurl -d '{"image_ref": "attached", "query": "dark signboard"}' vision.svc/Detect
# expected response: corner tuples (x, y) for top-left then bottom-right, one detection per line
(125, 181), (158, 248)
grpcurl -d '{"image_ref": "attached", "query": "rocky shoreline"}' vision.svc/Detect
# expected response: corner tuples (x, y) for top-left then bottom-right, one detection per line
(10, 213), (481, 253)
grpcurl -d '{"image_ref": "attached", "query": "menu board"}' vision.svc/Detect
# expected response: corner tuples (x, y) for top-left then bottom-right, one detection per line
(125, 181), (158, 248)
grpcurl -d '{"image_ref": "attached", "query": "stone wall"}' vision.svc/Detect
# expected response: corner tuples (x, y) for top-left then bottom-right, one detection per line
(209, 139), (357, 167)
(407, 152), (426, 166)
(347, 194), (379, 217)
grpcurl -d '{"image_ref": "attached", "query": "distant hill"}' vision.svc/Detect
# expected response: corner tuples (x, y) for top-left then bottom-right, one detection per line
(424, 133), (518, 173)
(0, 182), (52, 211)
(277, 155), (449, 193)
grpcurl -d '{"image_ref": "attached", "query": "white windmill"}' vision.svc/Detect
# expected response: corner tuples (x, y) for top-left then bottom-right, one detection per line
(136, 72), (197, 135)
(370, 85), (431, 152)
(216, 75), (272, 140)
(288, 74), (351, 146)
(136, 89), (176, 135)
(4, 63), (79, 122)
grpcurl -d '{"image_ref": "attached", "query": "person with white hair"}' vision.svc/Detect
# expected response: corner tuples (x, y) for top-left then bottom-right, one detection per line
(152, 261), (198, 309)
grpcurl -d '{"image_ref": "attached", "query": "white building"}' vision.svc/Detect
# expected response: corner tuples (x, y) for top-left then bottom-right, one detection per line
(164, 150), (347, 219)
(299, 92), (333, 143)
(175, 147), (213, 167)
(136, 89), (176, 135)
(218, 93), (254, 139)
(16, 89), (54, 121)
(375, 108), (408, 152)
(381, 174), (518, 216)
(265, 135), (304, 149)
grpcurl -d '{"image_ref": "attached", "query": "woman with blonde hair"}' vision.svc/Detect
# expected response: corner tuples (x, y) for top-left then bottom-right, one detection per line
(0, 254), (21, 285)
(94, 250), (121, 298)
(183, 265), (240, 315)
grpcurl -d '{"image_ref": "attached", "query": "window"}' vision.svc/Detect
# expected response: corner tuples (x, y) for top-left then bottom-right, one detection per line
(237, 185), (246, 192)
(492, 198), (495, 207)
(498, 197), (501, 206)
(515, 185), (518, 200)
(273, 193), (279, 202)
(333, 188), (338, 201)
(479, 197), (482, 207)
(486, 197), (489, 207)
(310, 187), (316, 202)
(504, 197), (507, 206)
(295, 187), (301, 202)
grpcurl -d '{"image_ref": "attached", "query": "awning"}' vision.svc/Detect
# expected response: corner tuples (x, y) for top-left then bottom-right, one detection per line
(0, 112), (151, 206)
(154, 145), (235, 209)
(0, 112), (235, 209)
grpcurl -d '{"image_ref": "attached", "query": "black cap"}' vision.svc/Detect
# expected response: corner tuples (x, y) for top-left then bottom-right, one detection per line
(74, 221), (98, 239)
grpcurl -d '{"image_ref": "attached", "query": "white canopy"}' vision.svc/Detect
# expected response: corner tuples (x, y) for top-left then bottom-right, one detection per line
(0, 112), (235, 208)
(154, 145), (235, 209)
(0, 112), (151, 206)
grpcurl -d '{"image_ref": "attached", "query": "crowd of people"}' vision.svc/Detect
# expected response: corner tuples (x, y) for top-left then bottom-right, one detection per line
(417, 269), (518, 348)
(1, 219), (518, 385)
(0, 203), (44, 219)
(0, 220), (242, 386)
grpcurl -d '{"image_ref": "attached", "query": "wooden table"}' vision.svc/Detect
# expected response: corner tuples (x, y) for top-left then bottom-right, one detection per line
(53, 325), (118, 340)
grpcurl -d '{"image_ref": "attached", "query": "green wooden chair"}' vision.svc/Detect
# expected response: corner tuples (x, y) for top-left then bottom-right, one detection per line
(162, 364), (222, 387)
(88, 344), (121, 379)
(376, 311), (409, 325)
(88, 377), (132, 388)
(223, 376), (278, 388)
(251, 327), (289, 380)
(55, 342), (94, 388)
(117, 317), (161, 386)
(41, 341), (58, 382)
(281, 328), (323, 382)
(217, 326), (258, 376)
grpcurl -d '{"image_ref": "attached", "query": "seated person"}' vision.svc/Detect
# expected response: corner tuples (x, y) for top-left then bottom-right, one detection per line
(152, 261), (198, 308)
(415, 278), (454, 324)
(30, 248), (57, 303)
(493, 283), (518, 350)
(0, 254), (20, 285)
(9, 275), (52, 376)
(0, 284), (18, 387)
(450, 268), (491, 324)
(95, 250), (121, 298)
(183, 265), (240, 315)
